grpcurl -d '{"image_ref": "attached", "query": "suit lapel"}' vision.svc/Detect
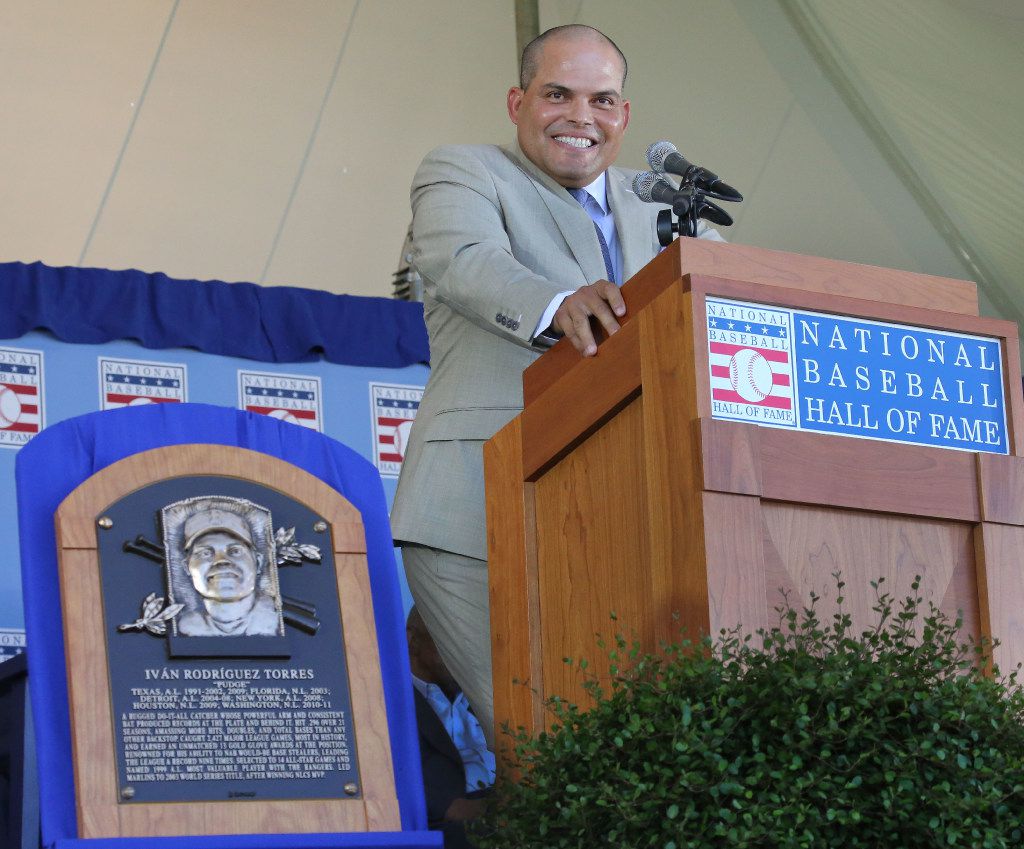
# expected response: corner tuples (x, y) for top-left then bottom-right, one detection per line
(608, 168), (652, 282)
(502, 141), (606, 284)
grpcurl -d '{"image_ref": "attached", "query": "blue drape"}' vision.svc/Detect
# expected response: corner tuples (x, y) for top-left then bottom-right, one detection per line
(0, 261), (429, 367)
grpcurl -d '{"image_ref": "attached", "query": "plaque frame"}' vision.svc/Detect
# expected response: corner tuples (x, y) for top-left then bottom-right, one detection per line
(55, 443), (400, 839)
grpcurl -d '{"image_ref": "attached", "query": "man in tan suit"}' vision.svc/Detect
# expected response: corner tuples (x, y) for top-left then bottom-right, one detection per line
(391, 25), (722, 744)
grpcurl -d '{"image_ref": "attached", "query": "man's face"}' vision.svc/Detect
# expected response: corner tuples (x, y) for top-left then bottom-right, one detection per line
(507, 34), (630, 188)
(186, 531), (258, 603)
(407, 617), (459, 695)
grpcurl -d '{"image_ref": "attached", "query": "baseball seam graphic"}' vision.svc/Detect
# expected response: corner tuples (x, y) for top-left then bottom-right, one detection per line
(728, 349), (773, 403)
(0, 386), (23, 428)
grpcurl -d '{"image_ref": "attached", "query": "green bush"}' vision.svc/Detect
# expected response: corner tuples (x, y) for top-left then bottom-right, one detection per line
(477, 578), (1024, 848)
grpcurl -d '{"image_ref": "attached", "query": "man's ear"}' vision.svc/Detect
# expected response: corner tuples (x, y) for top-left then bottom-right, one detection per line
(622, 99), (631, 132)
(507, 87), (524, 124)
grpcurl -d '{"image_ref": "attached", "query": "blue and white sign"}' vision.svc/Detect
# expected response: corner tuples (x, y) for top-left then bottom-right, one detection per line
(370, 382), (423, 478)
(707, 297), (1008, 455)
(0, 626), (26, 661)
(0, 346), (44, 449)
(99, 357), (187, 409)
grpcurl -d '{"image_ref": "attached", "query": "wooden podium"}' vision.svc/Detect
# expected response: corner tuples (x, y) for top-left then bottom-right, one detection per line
(484, 240), (1024, 740)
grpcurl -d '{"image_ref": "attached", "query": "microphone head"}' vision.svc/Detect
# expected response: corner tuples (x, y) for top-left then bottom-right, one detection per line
(646, 140), (678, 173)
(631, 170), (661, 203)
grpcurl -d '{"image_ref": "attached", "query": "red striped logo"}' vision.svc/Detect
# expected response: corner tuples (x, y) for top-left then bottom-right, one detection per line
(706, 299), (795, 427)
(370, 383), (422, 476)
(0, 347), (44, 447)
(709, 342), (793, 409)
(239, 370), (323, 432)
(100, 358), (186, 409)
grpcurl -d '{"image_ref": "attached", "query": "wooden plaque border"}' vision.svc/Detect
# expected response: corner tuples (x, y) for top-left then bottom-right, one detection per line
(55, 444), (400, 839)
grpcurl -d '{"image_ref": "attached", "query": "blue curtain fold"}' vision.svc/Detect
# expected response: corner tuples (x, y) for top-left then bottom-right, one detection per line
(0, 261), (429, 367)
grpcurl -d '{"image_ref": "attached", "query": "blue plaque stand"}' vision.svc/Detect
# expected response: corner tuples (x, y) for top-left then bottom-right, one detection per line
(15, 403), (441, 849)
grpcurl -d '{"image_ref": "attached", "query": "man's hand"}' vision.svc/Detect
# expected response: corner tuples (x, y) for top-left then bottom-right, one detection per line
(552, 280), (626, 357)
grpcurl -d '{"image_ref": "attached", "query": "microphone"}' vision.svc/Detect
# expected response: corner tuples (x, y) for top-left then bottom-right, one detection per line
(632, 171), (733, 229)
(646, 141), (743, 203)
(631, 171), (679, 205)
(631, 171), (694, 215)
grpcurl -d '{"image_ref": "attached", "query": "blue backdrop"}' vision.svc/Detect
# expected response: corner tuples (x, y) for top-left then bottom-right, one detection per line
(0, 261), (430, 645)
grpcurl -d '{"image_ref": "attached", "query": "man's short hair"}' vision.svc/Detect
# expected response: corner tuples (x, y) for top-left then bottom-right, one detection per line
(519, 24), (628, 91)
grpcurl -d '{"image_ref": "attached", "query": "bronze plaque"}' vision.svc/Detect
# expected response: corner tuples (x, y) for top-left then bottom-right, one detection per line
(97, 476), (360, 804)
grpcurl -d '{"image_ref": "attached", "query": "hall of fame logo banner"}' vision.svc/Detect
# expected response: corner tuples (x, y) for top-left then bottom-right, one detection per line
(370, 382), (422, 477)
(238, 370), (323, 432)
(0, 346), (44, 449)
(706, 297), (1008, 455)
(99, 357), (187, 410)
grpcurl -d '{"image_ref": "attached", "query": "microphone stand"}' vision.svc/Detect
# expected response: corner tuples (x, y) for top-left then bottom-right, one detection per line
(656, 183), (700, 245)
(655, 168), (739, 247)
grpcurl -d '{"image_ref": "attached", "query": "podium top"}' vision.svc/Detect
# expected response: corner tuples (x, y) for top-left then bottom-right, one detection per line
(524, 241), (980, 406)
(665, 240), (978, 316)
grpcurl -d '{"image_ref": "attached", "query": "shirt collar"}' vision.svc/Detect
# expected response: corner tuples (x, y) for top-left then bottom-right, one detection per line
(577, 171), (609, 214)
(413, 675), (466, 707)
(412, 675), (443, 701)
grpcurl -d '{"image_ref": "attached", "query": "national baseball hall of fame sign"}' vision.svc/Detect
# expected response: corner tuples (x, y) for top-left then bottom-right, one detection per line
(705, 296), (1009, 455)
(55, 445), (399, 837)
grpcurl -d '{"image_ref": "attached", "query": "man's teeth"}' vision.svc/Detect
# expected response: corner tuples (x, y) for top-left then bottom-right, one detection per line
(554, 136), (594, 148)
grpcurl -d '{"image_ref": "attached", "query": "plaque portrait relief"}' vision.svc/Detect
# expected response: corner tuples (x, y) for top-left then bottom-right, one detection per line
(117, 491), (325, 648)
(163, 497), (284, 637)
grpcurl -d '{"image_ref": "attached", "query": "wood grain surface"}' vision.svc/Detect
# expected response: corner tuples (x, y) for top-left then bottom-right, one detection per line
(700, 418), (983, 522)
(671, 239), (979, 315)
(974, 522), (1024, 678)
(533, 397), (653, 709)
(54, 444), (399, 839)
(521, 315), (641, 480)
(760, 502), (979, 640)
(977, 453), (1024, 525)
(483, 418), (545, 749)
(637, 285), (712, 646)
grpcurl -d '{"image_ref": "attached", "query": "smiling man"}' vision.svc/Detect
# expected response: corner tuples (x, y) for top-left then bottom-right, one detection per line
(391, 25), (723, 745)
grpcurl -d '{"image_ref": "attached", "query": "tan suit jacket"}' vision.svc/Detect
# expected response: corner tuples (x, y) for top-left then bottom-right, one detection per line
(391, 141), (721, 560)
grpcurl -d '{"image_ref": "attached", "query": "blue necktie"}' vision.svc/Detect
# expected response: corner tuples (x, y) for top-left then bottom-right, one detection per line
(568, 188), (616, 284)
